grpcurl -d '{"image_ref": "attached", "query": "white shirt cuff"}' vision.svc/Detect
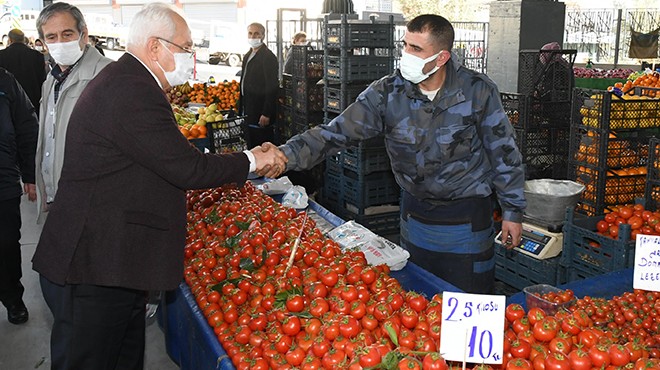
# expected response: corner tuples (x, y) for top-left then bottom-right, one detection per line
(243, 150), (256, 172)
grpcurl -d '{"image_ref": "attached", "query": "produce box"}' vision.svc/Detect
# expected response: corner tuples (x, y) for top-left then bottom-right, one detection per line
(494, 243), (564, 291)
(325, 55), (394, 83)
(561, 208), (635, 281)
(574, 88), (660, 130)
(523, 284), (576, 315)
(325, 83), (368, 114)
(322, 169), (400, 211)
(290, 46), (324, 80)
(325, 17), (395, 49)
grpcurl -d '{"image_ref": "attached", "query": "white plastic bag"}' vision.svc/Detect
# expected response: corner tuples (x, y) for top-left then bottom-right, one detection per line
(282, 185), (309, 209)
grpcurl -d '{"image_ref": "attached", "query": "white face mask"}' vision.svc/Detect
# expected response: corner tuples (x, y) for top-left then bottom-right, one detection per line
(248, 38), (262, 48)
(35, 46), (44, 52)
(157, 40), (194, 87)
(47, 36), (84, 66)
(399, 50), (441, 84)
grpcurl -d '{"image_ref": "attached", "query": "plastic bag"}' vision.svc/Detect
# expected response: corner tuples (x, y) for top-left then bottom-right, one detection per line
(282, 185), (309, 209)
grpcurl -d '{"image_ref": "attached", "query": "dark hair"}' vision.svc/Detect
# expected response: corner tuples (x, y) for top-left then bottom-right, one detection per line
(37, 2), (87, 40)
(8, 29), (25, 43)
(407, 14), (454, 51)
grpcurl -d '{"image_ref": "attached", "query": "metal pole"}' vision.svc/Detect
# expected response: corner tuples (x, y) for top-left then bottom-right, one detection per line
(613, 8), (622, 68)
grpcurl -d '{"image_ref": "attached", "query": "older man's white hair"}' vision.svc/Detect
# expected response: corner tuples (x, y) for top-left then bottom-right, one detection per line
(127, 3), (186, 49)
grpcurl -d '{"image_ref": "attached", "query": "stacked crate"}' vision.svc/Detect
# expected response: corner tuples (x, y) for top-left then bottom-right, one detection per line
(276, 74), (293, 145)
(501, 49), (576, 181)
(501, 93), (570, 180)
(645, 138), (660, 210)
(317, 15), (399, 236)
(568, 88), (660, 216)
(278, 46), (325, 142)
(278, 47), (327, 193)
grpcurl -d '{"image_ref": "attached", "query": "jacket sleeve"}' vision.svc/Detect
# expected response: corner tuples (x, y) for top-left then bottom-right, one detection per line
(261, 51), (279, 119)
(280, 81), (385, 171)
(477, 81), (526, 222)
(11, 76), (38, 184)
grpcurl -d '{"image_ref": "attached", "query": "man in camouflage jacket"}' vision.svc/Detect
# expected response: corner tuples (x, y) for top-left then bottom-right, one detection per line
(280, 14), (525, 293)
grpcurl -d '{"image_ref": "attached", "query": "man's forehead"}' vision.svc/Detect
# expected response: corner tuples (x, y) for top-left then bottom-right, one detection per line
(403, 31), (430, 46)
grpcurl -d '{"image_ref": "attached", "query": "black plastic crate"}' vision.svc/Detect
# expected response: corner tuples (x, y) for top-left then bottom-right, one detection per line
(495, 243), (565, 291)
(323, 169), (400, 210)
(318, 195), (401, 237)
(518, 49), (576, 102)
(290, 46), (324, 81)
(325, 84), (368, 114)
(292, 80), (324, 113)
(560, 209), (635, 280)
(325, 55), (394, 83)
(647, 138), (660, 181)
(341, 141), (391, 176)
(208, 116), (246, 154)
(325, 18), (395, 49)
(500, 92), (528, 128)
(516, 126), (570, 180)
(573, 88), (660, 131)
(292, 110), (324, 128)
(572, 166), (647, 216)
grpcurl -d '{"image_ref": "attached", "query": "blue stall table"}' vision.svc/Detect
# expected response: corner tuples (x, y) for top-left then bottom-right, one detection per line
(158, 199), (462, 370)
(507, 268), (634, 309)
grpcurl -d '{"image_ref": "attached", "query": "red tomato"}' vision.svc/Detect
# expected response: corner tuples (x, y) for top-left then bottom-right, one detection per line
(588, 344), (611, 368)
(544, 352), (570, 370)
(422, 353), (448, 370)
(510, 339), (532, 359)
(506, 303), (526, 323)
(506, 358), (532, 370)
(398, 357), (421, 370)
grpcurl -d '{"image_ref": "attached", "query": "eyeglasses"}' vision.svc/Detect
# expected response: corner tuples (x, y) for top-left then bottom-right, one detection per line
(157, 37), (195, 58)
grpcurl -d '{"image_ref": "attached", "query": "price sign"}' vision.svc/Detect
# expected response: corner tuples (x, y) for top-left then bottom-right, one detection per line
(440, 292), (505, 364)
(633, 234), (660, 291)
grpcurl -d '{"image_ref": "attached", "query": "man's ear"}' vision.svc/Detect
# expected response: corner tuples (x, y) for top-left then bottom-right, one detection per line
(147, 37), (161, 60)
(437, 50), (451, 66)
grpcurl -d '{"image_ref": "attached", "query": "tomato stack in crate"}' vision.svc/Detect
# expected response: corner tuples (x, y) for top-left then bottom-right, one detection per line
(318, 136), (401, 237)
(568, 88), (660, 216)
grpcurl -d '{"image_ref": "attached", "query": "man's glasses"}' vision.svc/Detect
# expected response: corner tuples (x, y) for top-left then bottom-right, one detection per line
(157, 37), (195, 58)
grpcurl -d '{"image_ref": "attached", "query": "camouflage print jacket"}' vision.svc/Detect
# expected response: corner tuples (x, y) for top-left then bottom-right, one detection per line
(280, 53), (526, 223)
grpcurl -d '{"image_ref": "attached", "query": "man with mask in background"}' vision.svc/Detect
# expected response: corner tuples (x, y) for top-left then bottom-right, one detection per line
(278, 14), (525, 294)
(34, 2), (112, 224)
(240, 22), (279, 147)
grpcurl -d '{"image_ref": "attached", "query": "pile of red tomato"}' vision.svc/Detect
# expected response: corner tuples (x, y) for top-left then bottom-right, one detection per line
(596, 204), (660, 240)
(184, 183), (660, 370)
(535, 289), (575, 305)
(505, 289), (660, 370)
(184, 183), (450, 369)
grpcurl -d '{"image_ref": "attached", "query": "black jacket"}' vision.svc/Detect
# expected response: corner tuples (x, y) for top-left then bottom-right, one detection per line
(239, 45), (279, 125)
(0, 68), (38, 201)
(0, 43), (47, 113)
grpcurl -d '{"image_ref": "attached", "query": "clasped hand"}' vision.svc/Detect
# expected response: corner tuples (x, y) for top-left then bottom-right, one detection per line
(250, 142), (288, 178)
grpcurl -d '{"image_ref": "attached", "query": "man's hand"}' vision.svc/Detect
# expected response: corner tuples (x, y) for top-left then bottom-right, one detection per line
(24, 183), (36, 202)
(251, 142), (288, 178)
(258, 115), (271, 127)
(500, 220), (522, 250)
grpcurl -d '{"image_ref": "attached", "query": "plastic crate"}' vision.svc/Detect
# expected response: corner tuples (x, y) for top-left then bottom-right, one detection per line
(494, 243), (564, 291)
(516, 126), (570, 180)
(325, 18), (395, 49)
(325, 84), (368, 114)
(560, 209), (635, 280)
(572, 166), (646, 215)
(342, 142), (391, 176)
(325, 55), (394, 83)
(323, 170), (400, 210)
(500, 92), (528, 128)
(290, 46), (324, 81)
(292, 110), (324, 128)
(573, 88), (660, 130)
(318, 196), (401, 236)
(293, 80), (324, 113)
(518, 49), (576, 102)
(208, 116), (246, 154)
(647, 138), (660, 182)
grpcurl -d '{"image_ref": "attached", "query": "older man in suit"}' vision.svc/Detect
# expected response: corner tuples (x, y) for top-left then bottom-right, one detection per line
(0, 29), (47, 113)
(32, 3), (287, 369)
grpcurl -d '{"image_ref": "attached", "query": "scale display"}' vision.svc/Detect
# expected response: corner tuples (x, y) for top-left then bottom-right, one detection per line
(495, 223), (563, 260)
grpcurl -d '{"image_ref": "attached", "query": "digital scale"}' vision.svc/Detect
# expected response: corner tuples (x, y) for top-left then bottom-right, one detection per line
(495, 221), (563, 260)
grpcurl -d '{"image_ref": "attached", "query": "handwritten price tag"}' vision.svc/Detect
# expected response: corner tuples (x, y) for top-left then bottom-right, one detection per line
(440, 292), (505, 364)
(634, 234), (660, 291)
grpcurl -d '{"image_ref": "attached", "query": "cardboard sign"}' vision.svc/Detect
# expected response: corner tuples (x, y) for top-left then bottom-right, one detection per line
(440, 292), (505, 364)
(634, 234), (660, 291)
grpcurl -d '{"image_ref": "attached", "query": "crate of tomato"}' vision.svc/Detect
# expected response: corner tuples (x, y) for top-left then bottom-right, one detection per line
(561, 203), (660, 282)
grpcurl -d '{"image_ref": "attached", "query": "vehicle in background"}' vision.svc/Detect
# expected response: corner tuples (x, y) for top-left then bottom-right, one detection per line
(199, 21), (246, 67)
(0, 10), (39, 45)
(85, 13), (128, 50)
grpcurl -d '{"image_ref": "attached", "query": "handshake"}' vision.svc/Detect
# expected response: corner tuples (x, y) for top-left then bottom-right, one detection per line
(250, 142), (288, 178)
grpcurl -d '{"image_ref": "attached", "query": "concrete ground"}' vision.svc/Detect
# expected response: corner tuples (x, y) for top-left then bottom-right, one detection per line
(0, 194), (180, 370)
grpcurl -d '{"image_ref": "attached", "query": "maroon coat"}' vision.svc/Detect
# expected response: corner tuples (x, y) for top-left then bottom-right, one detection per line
(32, 54), (250, 291)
